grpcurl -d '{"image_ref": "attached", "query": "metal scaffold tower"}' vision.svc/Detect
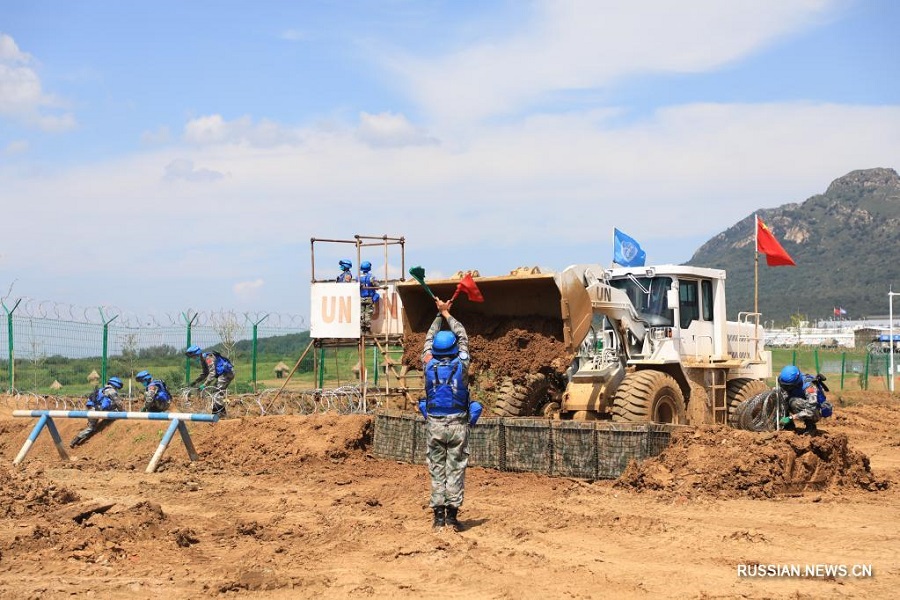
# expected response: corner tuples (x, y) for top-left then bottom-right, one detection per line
(271, 234), (418, 411)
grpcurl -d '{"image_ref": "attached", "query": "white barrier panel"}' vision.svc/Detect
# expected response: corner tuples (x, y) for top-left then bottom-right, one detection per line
(12, 410), (218, 473)
(311, 282), (361, 339)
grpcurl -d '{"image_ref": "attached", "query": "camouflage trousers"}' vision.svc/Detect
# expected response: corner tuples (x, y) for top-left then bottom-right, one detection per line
(788, 396), (820, 424)
(70, 404), (123, 447)
(425, 413), (470, 508)
(361, 298), (375, 332)
(143, 398), (170, 413)
(211, 372), (235, 416)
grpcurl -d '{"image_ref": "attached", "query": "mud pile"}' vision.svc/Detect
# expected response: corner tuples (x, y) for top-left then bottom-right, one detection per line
(401, 314), (571, 385)
(2, 492), (188, 565)
(185, 413), (373, 475)
(0, 463), (80, 518)
(617, 426), (890, 499)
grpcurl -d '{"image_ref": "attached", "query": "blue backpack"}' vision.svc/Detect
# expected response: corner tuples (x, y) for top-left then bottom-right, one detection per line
(424, 356), (469, 415)
(150, 379), (172, 402)
(807, 374), (833, 418)
(210, 352), (233, 375)
(359, 272), (380, 302)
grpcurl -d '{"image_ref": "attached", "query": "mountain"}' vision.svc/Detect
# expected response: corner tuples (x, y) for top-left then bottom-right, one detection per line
(686, 168), (900, 324)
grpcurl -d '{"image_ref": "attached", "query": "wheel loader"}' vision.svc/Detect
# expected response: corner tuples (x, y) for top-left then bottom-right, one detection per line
(396, 264), (771, 425)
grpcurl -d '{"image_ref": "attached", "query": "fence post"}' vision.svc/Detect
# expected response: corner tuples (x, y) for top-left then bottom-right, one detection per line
(98, 308), (119, 385)
(792, 350), (797, 367)
(246, 313), (269, 392)
(3, 299), (21, 393)
(840, 352), (846, 390)
(814, 349), (820, 373)
(318, 346), (325, 388)
(182, 311), (198, 385)
(886, 353), (891, 391)
(864, 353), (870, 390)
(372, 344), (378, 387)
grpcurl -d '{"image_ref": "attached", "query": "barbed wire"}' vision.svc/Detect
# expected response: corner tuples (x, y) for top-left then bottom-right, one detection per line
(8, 298), (306, 330)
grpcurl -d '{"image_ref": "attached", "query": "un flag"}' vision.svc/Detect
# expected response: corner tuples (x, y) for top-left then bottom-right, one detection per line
(613, 228), (646, 267)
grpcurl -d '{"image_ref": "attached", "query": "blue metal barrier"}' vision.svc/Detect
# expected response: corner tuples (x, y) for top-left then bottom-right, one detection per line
(12, 410), (219, 473)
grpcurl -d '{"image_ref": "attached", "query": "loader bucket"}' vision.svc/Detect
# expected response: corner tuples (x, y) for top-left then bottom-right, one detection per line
(396, 267), (593, 352)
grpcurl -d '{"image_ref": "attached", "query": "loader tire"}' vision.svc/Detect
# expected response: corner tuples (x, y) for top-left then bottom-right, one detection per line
(726, 378), (768, 427)
(611, 371), (685, 424)
(492, 373), (551, 417)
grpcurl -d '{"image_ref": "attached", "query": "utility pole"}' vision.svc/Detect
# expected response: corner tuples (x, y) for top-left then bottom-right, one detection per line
(890, 289), (898, 394)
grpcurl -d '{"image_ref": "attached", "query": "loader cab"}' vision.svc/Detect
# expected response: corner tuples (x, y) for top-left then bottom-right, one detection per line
(606, 265), (731, 361)
(608, 274), (674, 328)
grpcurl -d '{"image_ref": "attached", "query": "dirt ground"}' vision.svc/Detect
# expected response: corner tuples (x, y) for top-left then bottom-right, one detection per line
(1, 391), (899, 599)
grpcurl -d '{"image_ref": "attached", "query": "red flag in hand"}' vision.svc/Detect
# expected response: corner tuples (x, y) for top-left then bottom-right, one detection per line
(451, 273), (484, 302)
(756, 216), (796, 267)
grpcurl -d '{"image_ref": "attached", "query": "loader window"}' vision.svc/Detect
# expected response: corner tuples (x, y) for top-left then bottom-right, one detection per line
(609, 276), (674, 327)
(701, 280), (713, 321)
(679, 280), (700, 328)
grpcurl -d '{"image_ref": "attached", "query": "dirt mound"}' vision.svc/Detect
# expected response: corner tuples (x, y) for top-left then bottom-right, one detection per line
(182, 413), (373, 475)
(617, 425), (890, 499)
(402, 315), (571, 384)
(0, 463), (81, 518)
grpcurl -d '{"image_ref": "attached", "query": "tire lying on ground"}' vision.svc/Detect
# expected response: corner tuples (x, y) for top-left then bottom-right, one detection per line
(726, 378), (769, 426)
(492, 373), (552, 417)
(611, 370), (686, 424)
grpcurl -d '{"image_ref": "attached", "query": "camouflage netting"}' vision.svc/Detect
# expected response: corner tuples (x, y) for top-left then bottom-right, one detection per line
(401, 315), (572, 388)
(373, 410), (680, 480)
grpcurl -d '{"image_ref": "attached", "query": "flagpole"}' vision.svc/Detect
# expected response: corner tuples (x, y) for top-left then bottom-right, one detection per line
(754, 215), (759, 316)
(754, 215), (760, 359)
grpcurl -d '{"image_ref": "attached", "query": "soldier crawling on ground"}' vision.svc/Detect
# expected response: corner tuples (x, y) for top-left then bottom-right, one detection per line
(69, 376), (124, 448)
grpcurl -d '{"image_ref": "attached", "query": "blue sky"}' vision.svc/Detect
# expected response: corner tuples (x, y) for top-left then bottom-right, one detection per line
(2, 0), (899, 323)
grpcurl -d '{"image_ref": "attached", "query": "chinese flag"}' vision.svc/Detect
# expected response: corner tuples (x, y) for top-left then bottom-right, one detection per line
(451, 273), (484, 302)
(756, 216), (796, 266)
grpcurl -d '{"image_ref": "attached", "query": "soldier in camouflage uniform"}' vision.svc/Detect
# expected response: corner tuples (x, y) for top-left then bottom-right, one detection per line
(70, 377), (124, 448)
(418, 298), (483, 531)
(358, 260), (380, 333)
(777, 365), (826, 435)
(135, 370), (172, 413)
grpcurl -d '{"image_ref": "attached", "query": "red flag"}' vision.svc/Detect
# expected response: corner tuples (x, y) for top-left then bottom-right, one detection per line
(756, 216), (796, 266)
(451, 273), (484, 302)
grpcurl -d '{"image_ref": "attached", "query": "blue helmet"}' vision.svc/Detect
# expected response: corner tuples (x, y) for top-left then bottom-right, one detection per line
(107, 376), (123, 389)
(778, 365), (802, 388)
(185, 344), (202, 357)
(135, 370), (152, 384)
(432, 331), (458, 357)
(361, 260), (372, 272)
(339, 259), (352, 270)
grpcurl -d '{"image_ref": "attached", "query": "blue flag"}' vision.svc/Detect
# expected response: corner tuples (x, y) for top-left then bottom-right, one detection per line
(613, 228), (646, 267)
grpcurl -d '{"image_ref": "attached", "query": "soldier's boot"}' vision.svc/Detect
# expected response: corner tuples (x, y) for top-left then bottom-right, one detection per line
(803, 421), (818, 436)
(445, 506), (462, 532)
(212, 402), (227, 418)
(432, 506), (445, 530)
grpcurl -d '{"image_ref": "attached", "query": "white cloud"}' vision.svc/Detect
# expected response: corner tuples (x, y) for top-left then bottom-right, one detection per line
(393, 0), (839, 123)
(0, 33), (31, 63)
(280, 29), (309, 42)
(355, 111), (438, 148)
(3, 139), (29, 155)
(183, 114), (301, 147)
(141, 126), (172, 145)
(163, 158), (225, 182)
(234, 279), (265, 302)
(0, 34), (76, 131)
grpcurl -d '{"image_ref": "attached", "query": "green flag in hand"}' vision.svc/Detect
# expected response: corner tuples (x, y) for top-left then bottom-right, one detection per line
(408, 266), (436, 299)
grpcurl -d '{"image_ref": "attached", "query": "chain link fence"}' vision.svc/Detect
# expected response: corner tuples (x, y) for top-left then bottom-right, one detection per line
(0, 299), (312, 396)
